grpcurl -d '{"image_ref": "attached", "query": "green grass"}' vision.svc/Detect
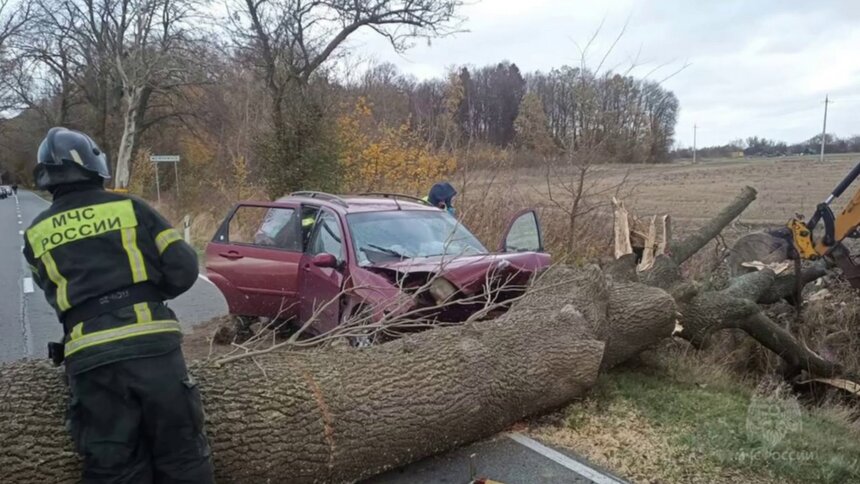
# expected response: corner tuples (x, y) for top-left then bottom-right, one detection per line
(581, 362), (860, 483)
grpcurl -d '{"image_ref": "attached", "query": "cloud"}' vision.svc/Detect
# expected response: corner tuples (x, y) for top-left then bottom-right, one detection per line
(350, 0), (860, 146)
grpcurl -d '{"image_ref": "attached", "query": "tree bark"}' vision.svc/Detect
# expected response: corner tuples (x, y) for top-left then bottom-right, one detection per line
(114, 85), (143, 189)
(668, 185), (756, 265)
(0, 267), (676, 483)
(617, 187), (838, 379)
(674, 269), (839, 377)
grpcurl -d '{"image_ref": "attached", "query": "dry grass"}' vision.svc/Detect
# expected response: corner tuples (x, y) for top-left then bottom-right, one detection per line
(455, 153), (860, 263)
(526, 346), (860, 484)
(481, 154), (857, 224)
(800, 278), (860, 378)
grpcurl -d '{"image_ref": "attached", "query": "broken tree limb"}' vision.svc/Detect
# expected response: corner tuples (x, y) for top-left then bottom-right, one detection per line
(668, 186), (757, 265)
(667, 230), (834, 377)
(614, 186), (838, 380)
(612, 197), (633, 259)
(657, 215), (671, 256)
(740, 312), (840, 377)
(0, 266), (677, 483)
(637, 215), (658, 272)
(611, 198), (670, 273)
(759, 263), (829, 304)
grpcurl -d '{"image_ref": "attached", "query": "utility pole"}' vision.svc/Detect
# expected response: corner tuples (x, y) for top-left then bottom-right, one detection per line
(820, 95), (831, 163)
(692, 123), (697, 164)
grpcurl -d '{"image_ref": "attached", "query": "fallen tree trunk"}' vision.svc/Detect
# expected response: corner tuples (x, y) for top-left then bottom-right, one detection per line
(0, 267), (676, 483)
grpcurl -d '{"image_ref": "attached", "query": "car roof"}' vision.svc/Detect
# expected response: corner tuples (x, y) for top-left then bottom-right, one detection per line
(271, 194), (440, 214)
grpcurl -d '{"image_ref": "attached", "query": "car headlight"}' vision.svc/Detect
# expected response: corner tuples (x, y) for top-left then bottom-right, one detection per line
(429, 277), (457, 304)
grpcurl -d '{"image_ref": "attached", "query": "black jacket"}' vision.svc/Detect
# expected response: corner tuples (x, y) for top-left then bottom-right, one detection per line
(23, 185), (198, 373)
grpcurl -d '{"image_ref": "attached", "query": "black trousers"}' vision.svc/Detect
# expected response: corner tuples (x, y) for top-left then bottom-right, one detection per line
(67, 349), (215, 483)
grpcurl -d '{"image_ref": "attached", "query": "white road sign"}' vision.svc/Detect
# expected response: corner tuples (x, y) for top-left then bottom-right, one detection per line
(150, 155), (180, 162)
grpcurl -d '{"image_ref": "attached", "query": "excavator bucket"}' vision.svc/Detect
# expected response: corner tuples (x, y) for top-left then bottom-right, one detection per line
(830, 244), (860, 289)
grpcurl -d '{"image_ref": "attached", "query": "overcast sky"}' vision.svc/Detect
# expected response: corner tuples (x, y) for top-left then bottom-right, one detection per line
(351, 0), (860, 148)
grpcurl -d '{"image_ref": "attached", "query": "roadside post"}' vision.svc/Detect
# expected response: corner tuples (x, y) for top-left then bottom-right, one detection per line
(150, 154), (181, 204)
(183, 214), (191, 243)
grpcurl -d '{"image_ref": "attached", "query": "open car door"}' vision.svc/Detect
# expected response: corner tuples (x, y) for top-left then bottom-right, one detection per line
(298, 208), (348, 334)
(498, 209), (544, 253)
(206, 202), (304, 319)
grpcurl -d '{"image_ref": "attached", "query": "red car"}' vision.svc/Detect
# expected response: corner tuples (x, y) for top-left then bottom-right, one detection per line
(205, 192), (551, 343)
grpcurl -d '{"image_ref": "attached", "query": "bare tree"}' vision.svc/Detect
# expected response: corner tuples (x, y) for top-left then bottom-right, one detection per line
(0, 0), (33, 111)
(228, 0), (464, 193)
(4, 10), (80, 125)
(22, 0), (211, 188)
(107, 0), (210, 188)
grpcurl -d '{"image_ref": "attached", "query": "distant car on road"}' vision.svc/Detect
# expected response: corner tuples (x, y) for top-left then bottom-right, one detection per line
(0, 186), (10, 199)
(206, 192), (550, 344)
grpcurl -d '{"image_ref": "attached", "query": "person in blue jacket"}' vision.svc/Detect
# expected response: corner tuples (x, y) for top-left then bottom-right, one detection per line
(424, 182), (457, 215)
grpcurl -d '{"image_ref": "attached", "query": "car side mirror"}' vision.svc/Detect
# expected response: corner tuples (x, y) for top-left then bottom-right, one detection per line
(311, 253), (339, 268)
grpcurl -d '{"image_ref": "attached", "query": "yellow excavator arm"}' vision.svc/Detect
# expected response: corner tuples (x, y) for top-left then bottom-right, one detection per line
(784, 161), (860, 287)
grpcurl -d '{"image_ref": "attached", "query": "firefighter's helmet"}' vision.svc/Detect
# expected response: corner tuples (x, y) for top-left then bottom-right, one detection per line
(34, 127), (111, 189)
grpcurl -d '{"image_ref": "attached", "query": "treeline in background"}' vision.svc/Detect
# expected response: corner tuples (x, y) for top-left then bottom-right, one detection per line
(673, 133), (860, 160)
(0, 0), (680, 207)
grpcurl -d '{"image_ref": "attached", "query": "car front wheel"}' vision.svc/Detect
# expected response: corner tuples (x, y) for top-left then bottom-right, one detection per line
(344, 305), (383, 348)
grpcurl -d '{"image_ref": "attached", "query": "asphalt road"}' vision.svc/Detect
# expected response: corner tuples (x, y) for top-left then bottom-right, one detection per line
(0, 190), (625, 484)
(0, 190), (227, 364)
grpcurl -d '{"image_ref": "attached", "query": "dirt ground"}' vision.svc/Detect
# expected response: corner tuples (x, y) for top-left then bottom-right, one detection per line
(472, 153), (859, 226)
(182, 315), (234, 362)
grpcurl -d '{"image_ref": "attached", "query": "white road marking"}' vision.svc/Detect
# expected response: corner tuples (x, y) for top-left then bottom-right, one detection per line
(18, 230), (23, 235)
(23, 278), (34, 294)
(198, 274), (214, 285)
(29, 191), (51, 204)
(507, 433), (624, 484)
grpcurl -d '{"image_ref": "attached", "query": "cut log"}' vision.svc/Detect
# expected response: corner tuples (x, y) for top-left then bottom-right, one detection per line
(727, 231), (790, 277)
(0, 266), (677, 484)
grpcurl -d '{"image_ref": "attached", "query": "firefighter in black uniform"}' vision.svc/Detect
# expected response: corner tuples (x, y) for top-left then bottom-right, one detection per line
(22, 127), (215, 483)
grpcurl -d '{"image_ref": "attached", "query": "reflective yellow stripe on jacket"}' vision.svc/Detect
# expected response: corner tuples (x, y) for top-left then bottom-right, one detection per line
(65, 320), (181, 357)
(133, 302), (153, 323)
(155, 228), (183, 254)
(121, 227), (147, 282)
(41, 251), (70, 311)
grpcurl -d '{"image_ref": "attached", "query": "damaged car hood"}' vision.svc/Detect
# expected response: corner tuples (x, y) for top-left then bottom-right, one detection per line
(366, 252), (550, 292)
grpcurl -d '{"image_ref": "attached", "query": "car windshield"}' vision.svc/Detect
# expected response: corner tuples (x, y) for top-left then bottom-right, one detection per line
(348, 210), (487, 265)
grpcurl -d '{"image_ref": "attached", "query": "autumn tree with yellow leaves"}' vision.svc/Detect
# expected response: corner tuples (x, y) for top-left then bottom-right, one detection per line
(337, 97), (456, 195)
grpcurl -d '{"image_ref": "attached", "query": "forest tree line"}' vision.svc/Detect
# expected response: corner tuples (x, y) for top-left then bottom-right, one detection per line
(673, 133), (860, 160)
(0, 0), (679, 205)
